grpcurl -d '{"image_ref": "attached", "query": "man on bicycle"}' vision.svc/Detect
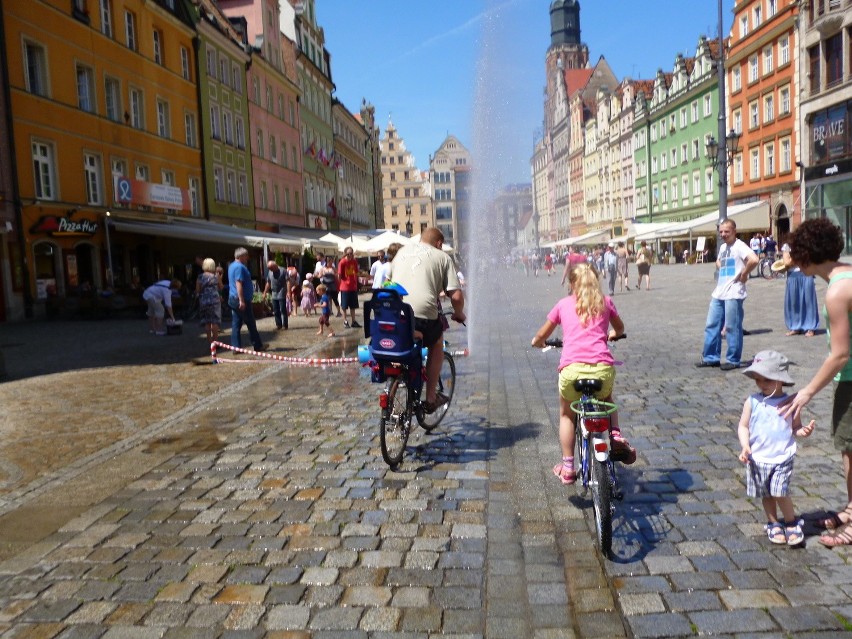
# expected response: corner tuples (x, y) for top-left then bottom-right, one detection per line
(389, 228), (466, 413)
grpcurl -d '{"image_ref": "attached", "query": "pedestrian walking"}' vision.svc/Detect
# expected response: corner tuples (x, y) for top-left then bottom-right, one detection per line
(635, 241), (653, 290)
(315, 283), (334, 337)
(262, 260), (289, 330)
(338, 246), (361, 328)
(195, 258), (223, 343)
(227, 247), (266, 352)
(603, 243), (617, 296)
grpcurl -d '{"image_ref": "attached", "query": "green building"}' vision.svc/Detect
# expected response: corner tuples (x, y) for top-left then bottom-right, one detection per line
(634, 36), (720, 225)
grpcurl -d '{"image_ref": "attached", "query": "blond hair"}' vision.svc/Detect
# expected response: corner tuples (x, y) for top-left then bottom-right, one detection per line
(568, 262), (605, 326)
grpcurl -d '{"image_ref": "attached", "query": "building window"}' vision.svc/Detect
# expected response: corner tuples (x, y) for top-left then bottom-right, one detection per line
(238, 174), (248, 205)
(762, 45), (773, 75)
(764, 94), (774, 123)
(235, 116), (245, 149)
(222, 111), (232, 145)
(266, 86), (272, 112)
(219, 58), (227, 86)
(768, 0), (777, 17)
(232, 64), (241, 93)
(780, 137), (791, 172)
(104, 76), (120, 121)
(100, 0), (112, 37)
(24, 41), (48, 96)
(135, 164), (149, 181)
(734, 153), (743, 183)
(705, 170), (713, 194)
(32, 141), (56, 200)
(693, 172), (701, 196)
(156, 99), (170, 138)
(76, 65), (96, 112)
(184, 112), (196, 147)
(740, 15), (749, 38)
(256, 129), (263, 158)
(253, 78), (260, 103)
(749, 101), (759, 129)
(779, 86), (790, 114)
(226, 170), (236, 203)
(704, 94), (712, 116)
(661, 153), (667, 171)
(732, 66), (741, 92)
(692, 138), (700, 160)
(129, 87), (143, 128)
(188, 176), (200, 216)
(180, 46), (190, 80)
(206, 46), (216, 77)
(826, 33), (842, 87)
(259, 181), (268, 209)
(273, 184), (280, 211)
(751, 148), (760, 180)
(124, 10), (136, 50)
(765, 142), (775, 176)
(733, 109), (742, 134)
(83, 153), (103, 205)
(681, 175), (689, 200)
(809, 45), (820, 93)
(753, 4), (762, 27)
(779, 36), (789, 66)
(680, 107), (687, 128)
(748, 55), (759, 82)
(153, 29), (163, 65)
(213, 166), (224, 201)
(269, 135), (277, 163)
(681, 143), (687, 164)
(210, 104), (220, 139)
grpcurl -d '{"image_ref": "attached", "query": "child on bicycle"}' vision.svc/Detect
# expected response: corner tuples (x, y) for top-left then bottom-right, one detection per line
(736, 350), (815, 546)
(531, 262), (636, 485)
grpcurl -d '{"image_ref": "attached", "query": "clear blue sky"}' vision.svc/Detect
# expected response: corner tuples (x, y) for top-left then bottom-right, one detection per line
(320, 0), (736, 185)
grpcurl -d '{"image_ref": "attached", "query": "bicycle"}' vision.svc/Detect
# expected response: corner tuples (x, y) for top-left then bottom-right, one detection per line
(361, 287), (457, 468)
(543, 336), (625, 558)
(757, 253), (784, 280)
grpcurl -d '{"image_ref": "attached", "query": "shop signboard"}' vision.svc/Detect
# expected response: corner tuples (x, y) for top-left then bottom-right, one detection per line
(812, 103), (848, 163)
(29, 212), (99, 237)
(113, 175), (191, 211)
(307, 214), (328, 230)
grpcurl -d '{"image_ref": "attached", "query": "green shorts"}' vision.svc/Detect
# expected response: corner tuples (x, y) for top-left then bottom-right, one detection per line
(832, 381), (852, 452)
(558, 363), (615, 403)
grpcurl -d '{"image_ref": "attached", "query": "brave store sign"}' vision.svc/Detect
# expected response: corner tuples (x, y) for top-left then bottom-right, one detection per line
(812, 103), (848, 163)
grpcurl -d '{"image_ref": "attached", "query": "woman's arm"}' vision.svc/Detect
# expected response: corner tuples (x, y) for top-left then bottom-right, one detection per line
(531, 319), (557, 348)
(780, 286), (851, 420)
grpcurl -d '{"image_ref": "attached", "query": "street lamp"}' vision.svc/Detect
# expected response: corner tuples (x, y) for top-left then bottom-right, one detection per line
(405, 201), (412, 236)
(344, 193), (353, 240)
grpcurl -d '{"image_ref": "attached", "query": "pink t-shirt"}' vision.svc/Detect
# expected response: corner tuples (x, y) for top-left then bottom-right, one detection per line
(546, 295), (618, 371)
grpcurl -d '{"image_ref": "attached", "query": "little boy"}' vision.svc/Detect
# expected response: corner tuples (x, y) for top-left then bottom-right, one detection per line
(315, 284), (334, 337)
(737, 350), (815, 546)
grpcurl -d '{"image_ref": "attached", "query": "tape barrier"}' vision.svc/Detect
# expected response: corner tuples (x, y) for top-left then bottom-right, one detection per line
(210, 341), (359, 365)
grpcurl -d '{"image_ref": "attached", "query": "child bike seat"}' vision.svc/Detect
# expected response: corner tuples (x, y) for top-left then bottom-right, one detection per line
(573, 379), (603, 395)
(363, 288), (419, 364)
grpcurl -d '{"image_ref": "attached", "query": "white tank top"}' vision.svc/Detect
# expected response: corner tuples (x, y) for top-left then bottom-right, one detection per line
(748, 393), (796, 464)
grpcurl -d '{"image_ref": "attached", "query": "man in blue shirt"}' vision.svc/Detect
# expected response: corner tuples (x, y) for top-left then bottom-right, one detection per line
(227, 247), (266, 352)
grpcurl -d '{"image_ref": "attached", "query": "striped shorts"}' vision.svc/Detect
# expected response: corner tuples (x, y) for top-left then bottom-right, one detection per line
(745, 456), (794, 498)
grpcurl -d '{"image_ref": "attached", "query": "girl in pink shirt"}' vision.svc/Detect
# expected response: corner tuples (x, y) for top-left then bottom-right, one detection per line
(531, 263), (635, 484)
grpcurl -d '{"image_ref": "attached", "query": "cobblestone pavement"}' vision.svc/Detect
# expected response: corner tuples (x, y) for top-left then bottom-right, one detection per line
(1, 263), (852, 637)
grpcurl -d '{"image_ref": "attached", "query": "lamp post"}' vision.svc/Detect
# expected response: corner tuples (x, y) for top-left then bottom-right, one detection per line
(104, 211), (114, 289)
(344, 193), (353, 240)
(405, 201), (412, 236)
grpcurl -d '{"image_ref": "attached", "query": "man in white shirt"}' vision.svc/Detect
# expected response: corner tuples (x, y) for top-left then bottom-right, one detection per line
(696, 219), (759, 370)
(369, 250), (386, 289)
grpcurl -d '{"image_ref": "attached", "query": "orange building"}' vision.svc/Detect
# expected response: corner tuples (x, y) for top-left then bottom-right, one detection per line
(727, 0), (800, 239)
(2, 0), (201, 316)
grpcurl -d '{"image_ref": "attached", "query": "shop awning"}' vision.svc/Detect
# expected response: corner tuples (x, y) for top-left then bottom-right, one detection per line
(109, 217), (308, 253)
(563, 228), (612, 246)
(637, 201), (770, 241)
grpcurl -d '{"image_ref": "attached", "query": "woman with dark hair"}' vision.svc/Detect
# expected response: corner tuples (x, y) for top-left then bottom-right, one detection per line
(780, 217), (852, 546)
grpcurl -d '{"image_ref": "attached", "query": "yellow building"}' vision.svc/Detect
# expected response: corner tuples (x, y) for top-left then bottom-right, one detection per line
(3, 0), (201, 315)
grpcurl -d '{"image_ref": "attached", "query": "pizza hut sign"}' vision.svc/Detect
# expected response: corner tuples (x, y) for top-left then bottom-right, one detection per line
(30, 213), (99, 237)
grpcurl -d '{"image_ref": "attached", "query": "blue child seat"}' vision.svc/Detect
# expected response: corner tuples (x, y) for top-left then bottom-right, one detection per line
(363, 288), (419, 364)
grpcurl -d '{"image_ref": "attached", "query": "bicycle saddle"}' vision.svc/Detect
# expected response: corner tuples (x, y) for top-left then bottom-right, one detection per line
(573, 379), (603, 394)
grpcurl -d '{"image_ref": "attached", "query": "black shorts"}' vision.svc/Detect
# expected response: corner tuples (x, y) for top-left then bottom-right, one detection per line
(340, 291), (359, 310)
(415, 317), (444, 348)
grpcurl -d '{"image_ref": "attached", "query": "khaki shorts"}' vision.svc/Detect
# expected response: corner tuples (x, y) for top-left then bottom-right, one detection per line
(832, 381), (852, 452)
(558, 363), (615, 403)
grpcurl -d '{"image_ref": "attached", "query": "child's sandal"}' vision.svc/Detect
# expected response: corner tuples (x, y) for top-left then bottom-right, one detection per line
(552, 462), (576, 485)
(765, 522), (786, 545)
(785, 520), (804, 546)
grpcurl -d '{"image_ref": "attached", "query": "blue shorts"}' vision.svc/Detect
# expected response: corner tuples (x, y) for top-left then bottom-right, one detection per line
(340, 291), (359, 310)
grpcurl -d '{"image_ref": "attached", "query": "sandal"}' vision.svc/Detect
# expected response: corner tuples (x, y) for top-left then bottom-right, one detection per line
(423, 392), (450, 414)
(552, 462), (576, 485)
(815, 510), (851, 530)
(819, 522), (852, 548)
(765, 521), (786, 545)
(786, 520), (805, 546)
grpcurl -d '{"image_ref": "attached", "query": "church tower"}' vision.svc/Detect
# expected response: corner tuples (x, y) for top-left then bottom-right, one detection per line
(546, 0), (588, 75)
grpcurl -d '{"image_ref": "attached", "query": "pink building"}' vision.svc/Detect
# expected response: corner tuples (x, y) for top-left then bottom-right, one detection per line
(219, 0), (305, 230)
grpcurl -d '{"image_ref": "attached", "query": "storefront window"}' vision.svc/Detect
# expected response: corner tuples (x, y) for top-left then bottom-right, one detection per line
(33, 241), (60, 299)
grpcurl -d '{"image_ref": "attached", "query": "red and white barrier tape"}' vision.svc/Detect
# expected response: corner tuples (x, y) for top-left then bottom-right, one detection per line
(210, 341), (359, 366)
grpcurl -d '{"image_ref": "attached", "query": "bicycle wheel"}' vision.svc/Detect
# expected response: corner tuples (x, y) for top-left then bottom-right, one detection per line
(381, 377), (412, 468)
(416, 352), (456, 432)
(590, 457), (613, 557)
(760, 259), (774, 280)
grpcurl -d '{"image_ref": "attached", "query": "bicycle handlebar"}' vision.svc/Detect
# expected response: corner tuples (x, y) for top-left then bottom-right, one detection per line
(544, 334), (626, 348)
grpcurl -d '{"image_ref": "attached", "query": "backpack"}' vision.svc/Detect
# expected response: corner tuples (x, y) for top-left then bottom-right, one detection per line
(363, 288), (418, 364)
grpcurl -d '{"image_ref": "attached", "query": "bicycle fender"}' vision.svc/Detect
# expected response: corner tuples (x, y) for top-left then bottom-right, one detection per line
(590, 433), (610, 462)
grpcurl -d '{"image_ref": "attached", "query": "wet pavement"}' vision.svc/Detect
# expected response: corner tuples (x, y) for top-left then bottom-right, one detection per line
(0, 263), (851, 638)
